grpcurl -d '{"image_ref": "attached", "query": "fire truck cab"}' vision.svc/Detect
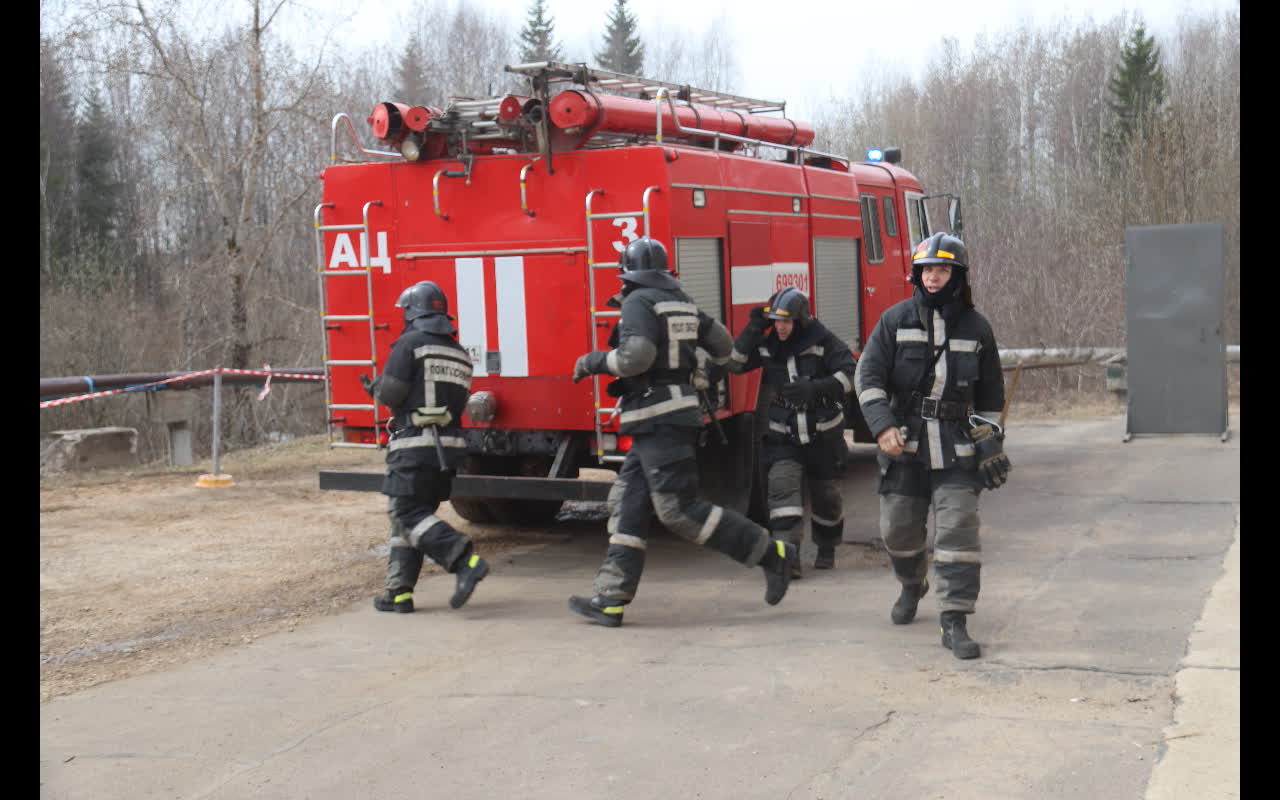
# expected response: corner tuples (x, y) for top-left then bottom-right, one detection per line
(314, 62), (957, 525)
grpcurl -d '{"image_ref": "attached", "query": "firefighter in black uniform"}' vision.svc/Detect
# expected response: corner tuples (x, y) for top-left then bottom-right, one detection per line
(363, 280), (490, 613)
(853, 232), (1010, 658)
(567, 236), (799, 627)
(725, 287), (855, 576)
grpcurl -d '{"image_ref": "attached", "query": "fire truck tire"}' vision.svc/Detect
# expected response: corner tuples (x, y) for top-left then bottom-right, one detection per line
(449, 496), (496, 523)
(697, 408), (769, 526)
(449, 456), (498, 523)
(486, 456), (576, 525)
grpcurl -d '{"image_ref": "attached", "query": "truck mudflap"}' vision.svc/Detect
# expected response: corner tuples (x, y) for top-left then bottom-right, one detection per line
(318, 470), (611, 502)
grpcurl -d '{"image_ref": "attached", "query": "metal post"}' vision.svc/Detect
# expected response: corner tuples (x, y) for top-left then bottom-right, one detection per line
(195, 369), (235, 487)
(211, 370), (222, 474)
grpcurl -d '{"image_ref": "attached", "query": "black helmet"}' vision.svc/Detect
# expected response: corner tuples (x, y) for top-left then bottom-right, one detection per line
(764, 287), (811, 324)
(911, 232), (973, 309)
(911, 232), (968, 271)
(395, 280), (450, 323)
(618, 236), (679, 289)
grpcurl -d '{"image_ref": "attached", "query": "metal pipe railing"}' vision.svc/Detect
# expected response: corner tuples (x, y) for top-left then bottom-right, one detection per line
(330, 113), (400, 164)
(40, 368), (325, 398)
(1000, 346), (1239, 368)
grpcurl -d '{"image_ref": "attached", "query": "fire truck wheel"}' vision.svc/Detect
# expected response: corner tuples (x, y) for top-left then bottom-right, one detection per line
(487, 456), (577, 526)
(697, 411), (767, 525)
(449, 456), (498, 523)
(449, 496), (497, 523)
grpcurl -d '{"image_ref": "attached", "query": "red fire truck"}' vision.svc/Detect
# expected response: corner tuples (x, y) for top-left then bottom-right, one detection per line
(315, 61), (960, 524)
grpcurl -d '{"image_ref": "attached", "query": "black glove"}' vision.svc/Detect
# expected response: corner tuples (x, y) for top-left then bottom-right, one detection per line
(970, 423), (1012, 489)
(747, 305), (771, 330)
(574, 350), (611, 383)
(605, 377), (633, 397)
(359, 374), (374, 397)
(780, 378), (818, 406)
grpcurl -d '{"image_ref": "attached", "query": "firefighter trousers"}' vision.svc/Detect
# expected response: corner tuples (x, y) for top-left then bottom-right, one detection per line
(383, 467), (472, 592)
(592, 424), (773, 603)
(878, 463), (983, 614)
(764, 434), (846, 550)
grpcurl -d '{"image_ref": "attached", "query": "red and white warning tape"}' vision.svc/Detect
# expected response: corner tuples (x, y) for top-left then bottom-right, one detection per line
(39, 367), (324, 409)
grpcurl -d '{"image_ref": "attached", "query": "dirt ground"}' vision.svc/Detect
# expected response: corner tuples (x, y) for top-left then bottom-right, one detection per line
(38, 394), (1228, 703)
(37, 437), (605, 704)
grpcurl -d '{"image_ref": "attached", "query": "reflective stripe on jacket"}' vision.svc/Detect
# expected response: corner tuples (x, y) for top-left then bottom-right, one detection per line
(854, 298), (1004, 470)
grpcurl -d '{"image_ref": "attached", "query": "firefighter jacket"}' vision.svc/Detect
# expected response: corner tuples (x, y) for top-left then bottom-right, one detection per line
(580, 283), (733, 436)
(370, 316), (473, 471)
(853, 295), (1004, 471)
(727, 318), (856, 446)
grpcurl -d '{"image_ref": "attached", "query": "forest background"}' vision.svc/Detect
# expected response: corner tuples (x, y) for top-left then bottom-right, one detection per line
(39, 0), (1240, 464)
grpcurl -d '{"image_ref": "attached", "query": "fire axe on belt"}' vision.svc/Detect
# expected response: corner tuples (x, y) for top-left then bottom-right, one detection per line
(410, 406), (452, 471)
(692, 367), (728, 445)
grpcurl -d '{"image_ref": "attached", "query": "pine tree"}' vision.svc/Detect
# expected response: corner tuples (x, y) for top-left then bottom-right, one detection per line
(594, 0), (644, 75)
(1106, 23), (1167, 147)
(73, 87), (126, 288)
(395, 33), (435, 105)
(518, 0), (563, 64)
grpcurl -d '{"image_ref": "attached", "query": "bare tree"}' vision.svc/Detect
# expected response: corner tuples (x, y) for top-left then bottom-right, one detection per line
(640, 13), (739, 93)
(814, 6), (1238, 386)
(71, 0), (331, 373)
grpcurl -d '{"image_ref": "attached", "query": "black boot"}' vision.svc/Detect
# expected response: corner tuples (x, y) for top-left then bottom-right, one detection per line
(761, 540), (798, 605)
(568, 595), (625, 627)
(814, 545), (836, 570)
(940, 610), (981, 659)
(373, 588), (414, 613)
(449, 553), (489, 609)
(890, 578), (929, 624)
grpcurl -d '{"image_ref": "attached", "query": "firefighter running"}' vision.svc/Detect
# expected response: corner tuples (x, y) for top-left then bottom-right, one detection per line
(853, 232), (1010, 658)
(363, 281), (491, 613)
(724, 287), (856, 576)
(567, 236), (799, 627)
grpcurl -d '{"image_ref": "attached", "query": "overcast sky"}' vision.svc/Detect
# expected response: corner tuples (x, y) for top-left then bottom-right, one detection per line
(289, 0), (1235, 120)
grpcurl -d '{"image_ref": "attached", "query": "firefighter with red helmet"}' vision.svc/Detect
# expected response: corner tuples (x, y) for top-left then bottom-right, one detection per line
(567, 236), (799, 627)
(853, 232), (1010, 658)
(725, 287), (856, 576)
(362, 280), (490, 613)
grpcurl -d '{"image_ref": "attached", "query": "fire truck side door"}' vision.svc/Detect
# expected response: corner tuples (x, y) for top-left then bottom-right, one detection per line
(812, 237), (861, 351)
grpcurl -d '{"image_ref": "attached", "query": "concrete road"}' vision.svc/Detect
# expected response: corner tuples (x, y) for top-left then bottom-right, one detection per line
(40, 414), (1240, 799)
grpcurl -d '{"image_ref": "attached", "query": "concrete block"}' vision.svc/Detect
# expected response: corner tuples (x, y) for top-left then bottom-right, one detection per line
(41, 427), (139, 474)
(147, 391), (195, 424)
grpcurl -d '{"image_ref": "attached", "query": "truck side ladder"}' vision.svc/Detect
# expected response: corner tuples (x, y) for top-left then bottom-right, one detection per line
(584, 186), (662, 464)
(313, 200), (385, 449)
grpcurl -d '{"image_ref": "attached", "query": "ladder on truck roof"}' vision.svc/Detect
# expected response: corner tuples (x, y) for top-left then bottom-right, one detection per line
(504, 61), (846, 167)
(313, 200), (386, 449)
(506, 61), (788, 114)
(584, 185), (662, 464)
